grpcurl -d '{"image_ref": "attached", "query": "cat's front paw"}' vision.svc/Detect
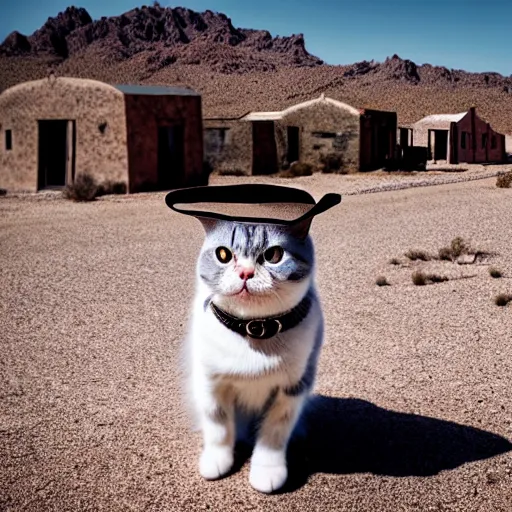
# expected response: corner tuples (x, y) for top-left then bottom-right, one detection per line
(249, 463), (288, 493)
(199, 446), (234, 480)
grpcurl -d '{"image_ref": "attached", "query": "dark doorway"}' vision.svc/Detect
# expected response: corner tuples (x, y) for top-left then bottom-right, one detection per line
(157, 124), (185, 190)
(287, 126), (300, 163)
(38, 120), (75, 189)
(433, 130), (448, 160)
(252, 121), (278, 175)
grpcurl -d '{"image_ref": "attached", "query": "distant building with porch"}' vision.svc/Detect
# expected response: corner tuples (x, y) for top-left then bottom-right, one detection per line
(203, 94), (397, 175)
(410, 107), (506, 164)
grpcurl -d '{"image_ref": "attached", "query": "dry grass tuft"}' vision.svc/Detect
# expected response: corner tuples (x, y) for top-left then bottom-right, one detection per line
(489, 267), (503, 279)
(496, 172), (512, 189)
(438, 237), (472, 261)
(412, 271), (449, 286)
(405, 249), (431, 261)
(279, 162), (314, 178)
(63, 173), (98, 202)
(376, 276), (390, 286)
(494, 294), (512, 307)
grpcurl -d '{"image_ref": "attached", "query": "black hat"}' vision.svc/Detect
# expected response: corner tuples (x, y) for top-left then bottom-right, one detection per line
(165, 184), (341, 230)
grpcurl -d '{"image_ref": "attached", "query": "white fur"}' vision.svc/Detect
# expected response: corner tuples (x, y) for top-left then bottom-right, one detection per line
(184, 259), (323, 493)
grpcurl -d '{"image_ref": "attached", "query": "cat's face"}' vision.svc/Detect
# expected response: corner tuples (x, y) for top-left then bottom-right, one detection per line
(197, 221), (314, 315)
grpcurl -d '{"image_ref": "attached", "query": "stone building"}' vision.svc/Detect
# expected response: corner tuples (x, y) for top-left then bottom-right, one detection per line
(0, 77), (205, 193)
(203, 94), (397, 175)
(411, 107), (506, 164)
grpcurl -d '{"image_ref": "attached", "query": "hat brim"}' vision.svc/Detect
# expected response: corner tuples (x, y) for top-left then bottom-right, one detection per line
(165, 184), (341, 226)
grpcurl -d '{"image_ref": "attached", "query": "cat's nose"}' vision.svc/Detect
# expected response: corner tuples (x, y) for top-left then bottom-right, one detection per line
(238, 267), (255, 280)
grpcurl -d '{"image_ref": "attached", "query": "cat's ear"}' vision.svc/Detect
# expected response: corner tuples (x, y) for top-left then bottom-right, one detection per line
(288, 218), (313, 240)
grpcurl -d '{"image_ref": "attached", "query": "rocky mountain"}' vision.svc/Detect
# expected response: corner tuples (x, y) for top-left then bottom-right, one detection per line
(1, 5), (512, 133)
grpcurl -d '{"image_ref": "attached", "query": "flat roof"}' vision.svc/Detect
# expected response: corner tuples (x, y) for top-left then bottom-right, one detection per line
(113, 84), (199, 96)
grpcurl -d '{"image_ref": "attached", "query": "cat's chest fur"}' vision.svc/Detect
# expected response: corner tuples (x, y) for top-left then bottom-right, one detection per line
(188, 289), (322, 410)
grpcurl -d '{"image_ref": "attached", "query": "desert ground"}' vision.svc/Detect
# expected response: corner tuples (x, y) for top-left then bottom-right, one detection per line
(1, 171), (512, 511)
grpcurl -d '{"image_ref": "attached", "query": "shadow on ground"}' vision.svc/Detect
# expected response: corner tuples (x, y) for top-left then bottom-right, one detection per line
(234, 395), (512, 493)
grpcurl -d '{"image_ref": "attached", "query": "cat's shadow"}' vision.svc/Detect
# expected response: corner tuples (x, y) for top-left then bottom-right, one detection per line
(232, 395), (512, 493)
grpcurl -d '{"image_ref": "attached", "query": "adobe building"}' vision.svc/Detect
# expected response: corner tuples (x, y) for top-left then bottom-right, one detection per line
(203, 94), (397, 175)
(412, 107), (506, 164)
(0, 77), (205, 193)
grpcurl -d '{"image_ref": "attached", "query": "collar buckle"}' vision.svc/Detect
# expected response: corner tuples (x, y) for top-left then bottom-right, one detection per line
(246, 319), (282, 339)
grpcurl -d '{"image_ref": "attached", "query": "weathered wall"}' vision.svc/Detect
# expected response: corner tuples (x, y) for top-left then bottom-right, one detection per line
(203, 118), (252, 175)
(359, 109), (397, 171)
(0, 77), (128, 192)
(124, 94), (204, 192)
(276, 102), (360, 172)
(456, 108), (506, 163)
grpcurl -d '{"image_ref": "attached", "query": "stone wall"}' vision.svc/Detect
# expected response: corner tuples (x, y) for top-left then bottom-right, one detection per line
(0, 77), (128, 192)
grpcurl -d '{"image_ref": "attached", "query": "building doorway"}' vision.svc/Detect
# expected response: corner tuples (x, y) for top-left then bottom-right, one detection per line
(252, 121), (278, 175)
(432, 130), (448, 160)
(157, 124), (185, 190)
(287, 126), (300, 163)
(38, 120), (75, 189)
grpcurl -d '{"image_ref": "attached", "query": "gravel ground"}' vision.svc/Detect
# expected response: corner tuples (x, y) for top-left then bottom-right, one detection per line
(1, 176), (512, 511)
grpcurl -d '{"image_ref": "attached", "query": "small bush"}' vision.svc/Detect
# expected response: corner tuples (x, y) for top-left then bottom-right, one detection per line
(450, 236), (470, 258)
(320, 153), (347, 174)
(405, 249), (431, 261)
(389, 258), (401, 265)
(63, 173), (98, 202)
(494, 294), (512, 307)
(438, 247), (454, 261)
(96, 180), (127, 196)
(0, 188), (7, 196)
(412, 271), (427, 286)
(376, 276), (390, 286)
(412, 271), (448, 286)
(489, 267), (503, 279)
(279, 162), (313, 178)
(496, 172), (512, 188)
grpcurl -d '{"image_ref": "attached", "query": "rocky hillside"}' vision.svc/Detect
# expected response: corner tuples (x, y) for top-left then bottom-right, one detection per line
(1, 5), (512, 133)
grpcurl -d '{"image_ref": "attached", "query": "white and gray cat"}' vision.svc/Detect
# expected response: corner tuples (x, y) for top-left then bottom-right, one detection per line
(184, 217), (323, 493)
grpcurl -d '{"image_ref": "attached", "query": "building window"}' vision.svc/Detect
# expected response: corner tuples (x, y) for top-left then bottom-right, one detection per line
(312, 132), (336, 139)
(5, 129), (12, 150)
(204, 128), (230, 156)
(460, 132), (467, 149)
(481, 133), (488, 149)
(491, 135), (497, 149)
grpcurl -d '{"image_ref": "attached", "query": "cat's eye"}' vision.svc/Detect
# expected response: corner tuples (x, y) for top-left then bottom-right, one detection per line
(215, 246), (232, 263)
(263, 246), (284, 264)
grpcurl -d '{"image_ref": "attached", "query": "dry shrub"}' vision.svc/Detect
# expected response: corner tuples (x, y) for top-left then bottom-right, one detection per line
(279, 162), (313, 178)
(412, 271), (448, 286)
(320, 153), (347, 174)
(389, 258), (401, 265)
(496, 172), (512, 188)
(489, 267), (503, 279)
(405, 249), (431, 261)
(494, 294), (512, 307)
(96, 180), (127, 196)
(438, 237), (471, 261)
(0, 188), (7, 196)
(63, 173), (98, 202)
(376, 276), (390, 286)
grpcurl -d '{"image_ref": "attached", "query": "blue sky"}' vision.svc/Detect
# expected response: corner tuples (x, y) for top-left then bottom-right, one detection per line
(1, 0), (510, 75)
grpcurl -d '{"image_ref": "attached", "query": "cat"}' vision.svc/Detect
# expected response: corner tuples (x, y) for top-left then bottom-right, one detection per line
(183, 217), (323, 493)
